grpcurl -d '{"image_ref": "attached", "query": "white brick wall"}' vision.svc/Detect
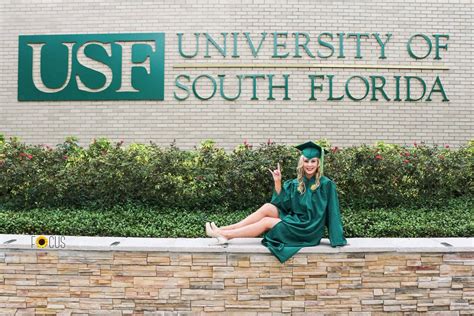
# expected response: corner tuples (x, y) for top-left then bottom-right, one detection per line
(0, 0), (472, 149)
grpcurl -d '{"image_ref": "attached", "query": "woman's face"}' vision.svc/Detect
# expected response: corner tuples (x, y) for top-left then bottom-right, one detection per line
(303, 157), (319, 177)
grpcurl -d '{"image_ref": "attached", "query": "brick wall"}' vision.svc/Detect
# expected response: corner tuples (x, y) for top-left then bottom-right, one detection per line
(0, 0), (472, 149)
(0, 249), (473, 314)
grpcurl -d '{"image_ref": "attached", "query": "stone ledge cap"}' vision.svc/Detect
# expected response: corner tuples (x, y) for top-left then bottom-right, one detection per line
(0, 235), (472, 253)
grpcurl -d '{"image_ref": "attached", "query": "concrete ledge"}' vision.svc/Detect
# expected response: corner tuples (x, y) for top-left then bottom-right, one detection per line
(1, 234), (473, 253)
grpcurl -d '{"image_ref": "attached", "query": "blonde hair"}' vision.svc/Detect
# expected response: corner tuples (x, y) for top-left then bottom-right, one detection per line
(297, 155), (321, 194)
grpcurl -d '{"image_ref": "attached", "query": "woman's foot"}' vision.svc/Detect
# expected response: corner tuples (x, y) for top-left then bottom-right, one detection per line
(205, 222), (216, 237)
(210, 222), (219, 231)
(214, 234), (229, 245)
(213, 226), (229, 244)
(205, 222), (229, 244)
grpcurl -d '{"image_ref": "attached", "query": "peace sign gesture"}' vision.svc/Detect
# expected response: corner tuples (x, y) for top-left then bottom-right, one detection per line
(268, 162), (282, 183)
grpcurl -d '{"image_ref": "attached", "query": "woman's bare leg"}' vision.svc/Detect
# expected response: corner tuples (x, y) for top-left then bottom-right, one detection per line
(218, 203), (279, 230)
(217, 217), (281, 239)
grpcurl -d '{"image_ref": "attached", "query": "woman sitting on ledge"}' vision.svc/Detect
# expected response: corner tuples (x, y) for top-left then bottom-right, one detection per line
(205, 141), (348, 263)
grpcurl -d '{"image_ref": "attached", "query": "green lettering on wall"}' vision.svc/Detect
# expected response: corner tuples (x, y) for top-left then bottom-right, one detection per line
(347, 33), (369, 59)
(219, 74), (242, 101)
(272, 32), (289, 58)
(371, 76), (390, 101)
(244, 74), (266, 100)
(346, 75), (369, 101)
(177, 33), (199, 58)
(433, 34), (449, 60)
(328, 75), (344, 101)
(394, 76), (402, 101)
(407, 34), (432, 59)
(317, 33), (335, 58)
(244, 32), (267, 57)
(193, 74), (217, 100)
(426, 76), (449, 101)
(174, 74), (190, 101)
(405, 76), (426, 101)
(373, 33), (392, 59)
(337, 32), (345, 58)
(309, 74), (324, 100)
(267, 74), (290, 100)
(204, 33), (228, 58)
(294, 32), (315, 58)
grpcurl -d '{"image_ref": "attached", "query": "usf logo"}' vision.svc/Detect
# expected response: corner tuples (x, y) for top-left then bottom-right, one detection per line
(18, 33), (165, 101)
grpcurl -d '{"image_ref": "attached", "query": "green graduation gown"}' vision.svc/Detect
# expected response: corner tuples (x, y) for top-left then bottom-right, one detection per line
(261, 175), (348, 263)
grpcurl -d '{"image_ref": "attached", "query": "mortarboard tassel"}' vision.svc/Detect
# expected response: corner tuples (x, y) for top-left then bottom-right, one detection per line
(320, 147), (324, 176)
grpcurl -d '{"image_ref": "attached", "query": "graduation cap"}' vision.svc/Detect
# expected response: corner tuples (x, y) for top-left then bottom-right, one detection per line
(294, 141), (329, 175)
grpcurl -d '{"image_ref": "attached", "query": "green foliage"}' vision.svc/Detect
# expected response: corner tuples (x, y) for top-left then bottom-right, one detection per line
(0, 197), (471, 237)
(326, 141), (473, 208)
(341, 196), (474, 238)
(0, 137), (472, 210)
(226, 141), (299, 210)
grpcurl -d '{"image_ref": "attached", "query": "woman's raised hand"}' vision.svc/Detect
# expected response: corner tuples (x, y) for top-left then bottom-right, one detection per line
(268, 163), (282, 183)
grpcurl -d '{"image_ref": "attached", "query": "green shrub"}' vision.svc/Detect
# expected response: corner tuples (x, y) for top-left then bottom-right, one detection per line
(0, 196), (471, 237)
(0, 136), (472, 210)
(0, 136), (67, 208)
(226, 141), (299, 210)
(326, 141), (473, 208)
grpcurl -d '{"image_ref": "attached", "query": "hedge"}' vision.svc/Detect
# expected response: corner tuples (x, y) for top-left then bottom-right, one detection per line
(0, 134), (472, 210)
(0, 196), (472, 237)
